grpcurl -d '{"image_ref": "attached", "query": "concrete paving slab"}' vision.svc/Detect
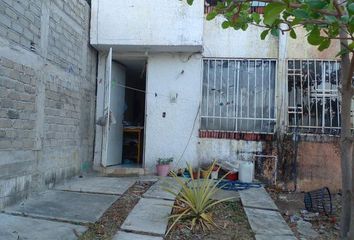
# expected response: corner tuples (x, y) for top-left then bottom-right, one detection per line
(244, 208), (294, 236)
(137, 175), (159, 182)
(113, 231), (163, 240)
(0, 213), (86, 240)
(55, 176), (136, 195)
(121, 198), (173, 235)
(240, 187), (278, 210)
(143, 177), (183, 200)
(212, 188), (240, 201)
(5, 190), (118, 223)
(255, 234), (297, 240)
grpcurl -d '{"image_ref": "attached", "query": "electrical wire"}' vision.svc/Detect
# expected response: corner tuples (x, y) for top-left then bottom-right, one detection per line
(174, 104), (201, 169)
(112, 81), (201, 169)
(113, 82), (200, 104)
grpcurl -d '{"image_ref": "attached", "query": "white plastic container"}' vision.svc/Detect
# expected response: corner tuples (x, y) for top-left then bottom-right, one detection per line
(239, 161), (254, 183)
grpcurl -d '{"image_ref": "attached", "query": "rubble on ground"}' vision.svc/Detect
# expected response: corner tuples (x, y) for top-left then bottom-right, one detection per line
(267, 188), (341, 240)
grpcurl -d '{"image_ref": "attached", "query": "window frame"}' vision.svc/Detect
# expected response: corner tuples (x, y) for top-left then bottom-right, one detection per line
(286, 59), (342, 135)
(200, 57), (278, 134)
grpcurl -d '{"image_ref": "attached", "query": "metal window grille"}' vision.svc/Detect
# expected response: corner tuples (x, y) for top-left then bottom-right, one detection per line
(287, 59), (343, 134)
(201, 58), (277, 133)
(204, 1), (266, 14)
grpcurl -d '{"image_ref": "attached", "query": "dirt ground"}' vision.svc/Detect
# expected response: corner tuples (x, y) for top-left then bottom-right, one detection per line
(78, 180), (254, 240)
(165, 201), (255, 240)
(79, 181), (154, 240)
(267, 187), (341, 240)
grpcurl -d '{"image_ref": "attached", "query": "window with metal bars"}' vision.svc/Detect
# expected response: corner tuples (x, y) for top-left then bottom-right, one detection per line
(201, 58), (277, 133)
(204, 1), (267, 14)
(287, 59), (342, 135)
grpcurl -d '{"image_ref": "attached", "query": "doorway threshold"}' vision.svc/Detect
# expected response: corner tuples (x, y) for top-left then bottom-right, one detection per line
(101, 165), (145, 177)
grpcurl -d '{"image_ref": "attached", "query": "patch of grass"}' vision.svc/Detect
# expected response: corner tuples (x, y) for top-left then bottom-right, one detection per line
(224, 201), (249, 223)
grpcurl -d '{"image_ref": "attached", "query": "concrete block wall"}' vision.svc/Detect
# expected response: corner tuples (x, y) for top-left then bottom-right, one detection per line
(0, 0), (97, 209)
(0, 0), (42, 51)
(48, 0), (85, 75)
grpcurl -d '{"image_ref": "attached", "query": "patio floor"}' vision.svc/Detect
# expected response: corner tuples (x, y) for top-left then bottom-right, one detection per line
(0, 175), (295, 240)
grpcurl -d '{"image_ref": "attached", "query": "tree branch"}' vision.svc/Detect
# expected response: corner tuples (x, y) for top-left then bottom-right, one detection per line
(347, 56), (354, 90)
(340, 42), (354, 53)
(250, 22), (268, 28)
(232, 0), (339, 16)
(333, 0), (345, 17)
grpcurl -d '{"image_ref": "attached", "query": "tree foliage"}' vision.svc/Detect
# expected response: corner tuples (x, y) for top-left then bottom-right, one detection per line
(188, 0), (354, 55)
(187, 0), (354, 239)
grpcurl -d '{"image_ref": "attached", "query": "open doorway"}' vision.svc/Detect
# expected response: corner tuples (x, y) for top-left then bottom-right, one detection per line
(119, 58), (146, 168)
(95, 49), (147, 171)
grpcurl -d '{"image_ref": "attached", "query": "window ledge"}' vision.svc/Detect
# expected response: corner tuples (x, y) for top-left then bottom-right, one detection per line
(199, 130), (274, 141)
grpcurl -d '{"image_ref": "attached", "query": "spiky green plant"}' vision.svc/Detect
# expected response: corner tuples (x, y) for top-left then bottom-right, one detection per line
(164, 161), (233, 234)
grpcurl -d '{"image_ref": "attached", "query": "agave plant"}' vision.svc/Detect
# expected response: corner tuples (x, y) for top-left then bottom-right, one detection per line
(164, 161), (233, 234)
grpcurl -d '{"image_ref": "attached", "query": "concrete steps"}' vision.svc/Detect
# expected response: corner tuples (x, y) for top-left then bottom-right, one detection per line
(100, 166), (145, 176)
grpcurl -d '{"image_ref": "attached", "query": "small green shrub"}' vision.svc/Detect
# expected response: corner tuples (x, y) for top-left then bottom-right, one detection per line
(164, 161), (233, 234)
(157, 157), (174, 165)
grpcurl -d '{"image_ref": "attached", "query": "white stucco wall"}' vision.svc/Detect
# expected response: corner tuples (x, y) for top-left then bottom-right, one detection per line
(198, 139), (264, 164)
(203, 16), (279, 58)
(144, 53), (270, 172)
(144, 53), (202, 171)
(90, 0), (204, 52)
(91, 5), (342, 173)
(285, 28), (340, 59)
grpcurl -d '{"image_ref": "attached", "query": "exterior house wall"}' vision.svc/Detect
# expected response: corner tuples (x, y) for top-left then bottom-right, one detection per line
(282, 28), (342, 192)
(144, 53), (202, 171)
(296, 138), (341, 192)
(285, 28), (341, 59)
(0, 0), (97, 209)
(199, 16), (279, 168)
(203, 16), (279, 59)
(90, 0), (204, 52)
(90, 2), (343, 192)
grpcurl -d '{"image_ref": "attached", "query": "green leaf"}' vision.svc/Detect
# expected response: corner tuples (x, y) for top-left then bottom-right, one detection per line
(186, 0), (194, 6)
(263, 2), (286, 25)
(349, 17), (354, 33)
(221, 21), (230, 29)
(307, 28), (323, 45)
(348, 3), (354, 14)
(324, 15), (337, 24)
(341, 15), (349, 24)
(305, 0), (327, 9)
(293, 9), (309, 19)
(318, 38), (330, 51)
(336, 48), (349, 57)
(241, 24), (248, 31)
(260, 29), (270, 40)
(206, 11), (218, 21)
(241, 23), (248, 31)
(270, 28), (279, 37)
(290, 29), (297, 39)
(348, 42), (354, 51)
(251, 12), (261, 24)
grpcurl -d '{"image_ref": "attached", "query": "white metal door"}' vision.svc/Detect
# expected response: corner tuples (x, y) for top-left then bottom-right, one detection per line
(106, 62), (126, 166)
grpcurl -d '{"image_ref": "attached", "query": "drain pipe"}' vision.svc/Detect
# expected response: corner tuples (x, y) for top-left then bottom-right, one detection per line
(292, 115), (300, 192)
(278, 24), (295, 190)
(278, 24), (300, 192)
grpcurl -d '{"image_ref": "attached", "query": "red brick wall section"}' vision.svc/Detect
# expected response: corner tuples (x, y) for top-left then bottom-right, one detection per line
(297, 141), (341, 193)
(199, 130), (274, 141)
